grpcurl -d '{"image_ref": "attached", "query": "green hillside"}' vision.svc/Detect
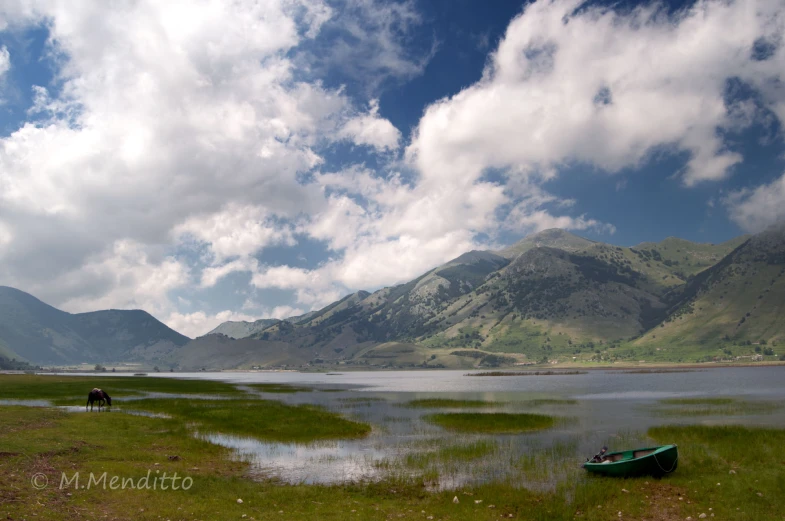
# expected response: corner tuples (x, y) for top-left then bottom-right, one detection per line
(632, 225), (785, 362)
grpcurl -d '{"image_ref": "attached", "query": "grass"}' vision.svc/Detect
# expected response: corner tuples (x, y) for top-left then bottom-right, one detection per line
(2, 404), (785, 520)
(423, 412), (555, 433)
(0, 374), (245, 401)
(3, 374), (785, 520)
(126, 398), (371, 442)
(652, 397), (781, 417)
(403, 440), (498, 469)
(245, 383), (314, 393)
(661, 397), (735, 405)
(403, 398), (505, 408)
(524, 398), (577, 406)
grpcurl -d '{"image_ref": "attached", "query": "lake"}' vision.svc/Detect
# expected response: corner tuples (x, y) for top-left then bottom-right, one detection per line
(53, 366), (785, 489)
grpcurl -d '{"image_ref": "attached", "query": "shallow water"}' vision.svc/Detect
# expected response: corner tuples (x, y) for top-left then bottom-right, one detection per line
(43, 367), (785, 488)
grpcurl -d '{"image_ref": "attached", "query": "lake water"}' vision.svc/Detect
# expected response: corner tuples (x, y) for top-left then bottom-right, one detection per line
(42, 367), (785, 489)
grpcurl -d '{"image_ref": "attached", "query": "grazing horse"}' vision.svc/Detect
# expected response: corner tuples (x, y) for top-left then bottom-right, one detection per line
(86, 388), (112, 411)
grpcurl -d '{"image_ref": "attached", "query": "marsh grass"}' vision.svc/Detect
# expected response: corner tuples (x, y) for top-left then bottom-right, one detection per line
(403, 399), (505, 409)
(424, 412), (555, 433)
(3, 402), (785, 520)
(403, 440), (498, 469)
(652, 397), (781, 416)
(661, 397), (735, 405)
(246, 383), (315, 393)
(3, 374), (785, 520)
(0, 374), (245, 402)
(524, 398), (577, 406)
(129, 398), (371, 442)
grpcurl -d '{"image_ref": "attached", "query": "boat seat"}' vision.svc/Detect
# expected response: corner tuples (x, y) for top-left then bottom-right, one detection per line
(633, 449), (656, 458)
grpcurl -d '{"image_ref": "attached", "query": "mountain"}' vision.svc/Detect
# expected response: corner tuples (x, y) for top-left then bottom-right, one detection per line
(632, 224), (785, 361)
(495, 229), (596, 259)
(0, 286), (190, 365)
(206, 318), (280, 339)
(179, 228), (780, 369)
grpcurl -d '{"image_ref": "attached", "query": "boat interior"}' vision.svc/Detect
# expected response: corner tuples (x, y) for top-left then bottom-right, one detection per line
(604, 449), (656, 462)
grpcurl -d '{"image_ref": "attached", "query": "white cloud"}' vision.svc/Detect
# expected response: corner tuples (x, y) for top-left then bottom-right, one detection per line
(0, 46), (9, 77)
(338, 99), (401, 152)
(176, 204), (296, 263)
(54, 240), (190, 316)
(0, 0), (349, 314)
(724, 172), (785, 233)
(165, 309), (258, 339)
(302, 0), (435, 92)
(406, 0), (785, 188)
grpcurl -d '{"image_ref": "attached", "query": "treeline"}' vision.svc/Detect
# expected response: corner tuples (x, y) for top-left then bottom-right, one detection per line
(0, 356), (39, 371)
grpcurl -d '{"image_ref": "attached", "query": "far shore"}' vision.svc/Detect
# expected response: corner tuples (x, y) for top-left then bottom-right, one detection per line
(8, 359), (784, 376)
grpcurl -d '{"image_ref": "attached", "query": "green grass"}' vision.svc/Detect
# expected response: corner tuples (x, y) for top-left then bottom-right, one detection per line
(661, 397), (735, 405)
(646, 424), (785, 520)
(423, 412), (555, 433)
(524, 398), (577, 406)
(652, 397), (781, 417)
(403, 398), (505, 408)
(3, 374), (785, 520)
(245, 383), (314, 393)
(403, 440), (498, 469)
(126, 398), (371, 442)
(0, 374), (245, 402)
(2, 403), (785, 520)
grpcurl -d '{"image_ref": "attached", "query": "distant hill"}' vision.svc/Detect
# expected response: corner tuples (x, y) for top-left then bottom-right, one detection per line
(178, 228), (782, 369)
(0, 286), (190, 365)
(206, 318), (280, 339)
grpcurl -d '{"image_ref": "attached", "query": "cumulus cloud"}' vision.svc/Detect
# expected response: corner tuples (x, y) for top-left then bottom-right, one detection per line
(302, 0), (435, 92)
(724, 172), (785, 233)
(0, 45), (9, 76)
(0, 0), (343, 314)
(165, 310), (258, 339)
(406, 0), (785, 187)
(338, 99), (401, 151)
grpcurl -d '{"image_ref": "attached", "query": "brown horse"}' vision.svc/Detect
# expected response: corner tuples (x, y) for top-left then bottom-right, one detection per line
(86, 388), (112, 411)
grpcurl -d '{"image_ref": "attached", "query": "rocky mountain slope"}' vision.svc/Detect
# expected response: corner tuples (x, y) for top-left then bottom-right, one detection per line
(206, 318), (280, 339)
(184, 228), (774, 369)
(633, 224), (785, 361)
(0, 286), (190, 365)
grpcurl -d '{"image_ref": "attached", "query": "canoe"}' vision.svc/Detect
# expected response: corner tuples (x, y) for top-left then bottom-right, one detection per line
(583, 444), (678, 477)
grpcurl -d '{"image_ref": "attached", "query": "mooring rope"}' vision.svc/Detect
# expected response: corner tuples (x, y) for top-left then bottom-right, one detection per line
(653, 452), (678, 474)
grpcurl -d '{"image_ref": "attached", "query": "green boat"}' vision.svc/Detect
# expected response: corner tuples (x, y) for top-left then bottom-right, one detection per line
(583, 444), (678, 477)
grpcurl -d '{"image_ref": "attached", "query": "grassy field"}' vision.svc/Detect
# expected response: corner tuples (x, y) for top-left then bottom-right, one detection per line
(650, 397), (782, 417)
(1, 374), (784, 520)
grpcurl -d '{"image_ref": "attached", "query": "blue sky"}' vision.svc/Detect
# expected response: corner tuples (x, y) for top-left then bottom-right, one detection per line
(1, 0), (784, 337)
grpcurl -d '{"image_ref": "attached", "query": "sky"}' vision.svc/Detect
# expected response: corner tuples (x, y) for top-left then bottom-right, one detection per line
(0, 0), (784, 338)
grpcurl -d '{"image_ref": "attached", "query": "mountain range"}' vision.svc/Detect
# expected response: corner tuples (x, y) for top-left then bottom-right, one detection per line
(1, 225), (783, 369)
